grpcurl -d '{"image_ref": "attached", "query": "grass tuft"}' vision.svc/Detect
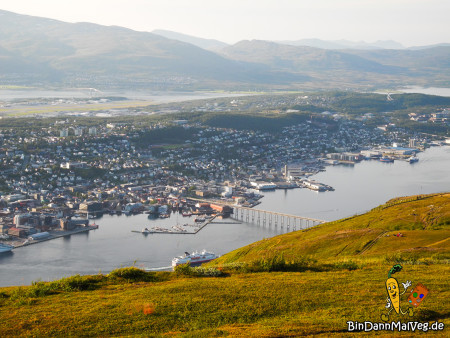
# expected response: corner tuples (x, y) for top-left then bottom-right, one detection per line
(108, 267), (157, 282)
(50, 274), (105, 291)
(217, 257), (360, 273)
(174, 263), (227, 277)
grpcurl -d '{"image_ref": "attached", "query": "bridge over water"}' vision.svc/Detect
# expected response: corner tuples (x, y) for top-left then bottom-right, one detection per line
(232, 205), (326, 229)
(186, 198), (326, 230)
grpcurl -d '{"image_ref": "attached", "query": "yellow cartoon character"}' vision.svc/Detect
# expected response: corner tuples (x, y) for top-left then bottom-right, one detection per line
(381, 264), (414, 321)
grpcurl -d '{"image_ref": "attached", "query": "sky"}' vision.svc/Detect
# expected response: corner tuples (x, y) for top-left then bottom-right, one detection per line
(1, 0), (449, 47)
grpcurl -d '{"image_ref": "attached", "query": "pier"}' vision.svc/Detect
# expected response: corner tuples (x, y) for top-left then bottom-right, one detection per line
(131, 215), (224, 235)
(11, 225), (99, 248)
(231, 206), (326, 230)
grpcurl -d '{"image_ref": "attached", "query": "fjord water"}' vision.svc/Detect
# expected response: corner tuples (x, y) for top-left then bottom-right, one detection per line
(0, 146), (449, 286)
(257, 145), (450, 221)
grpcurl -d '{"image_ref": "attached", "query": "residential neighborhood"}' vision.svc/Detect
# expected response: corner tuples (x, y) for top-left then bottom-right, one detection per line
(1, 93), (449, 249)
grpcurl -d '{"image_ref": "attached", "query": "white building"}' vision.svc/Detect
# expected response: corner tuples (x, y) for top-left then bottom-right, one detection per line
(221, 186), (233, 197)
(88, 127), (97, 136)
(74, 127), (83, 136)
(60, 161), (88, 169)
(60, 129), (69, 137)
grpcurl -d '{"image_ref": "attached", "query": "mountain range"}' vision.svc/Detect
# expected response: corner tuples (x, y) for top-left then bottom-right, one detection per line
(0, 9), (449, 90)
(152, 29), (229, 51)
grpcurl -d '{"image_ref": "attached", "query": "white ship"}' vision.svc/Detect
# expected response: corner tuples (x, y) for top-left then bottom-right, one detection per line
(250, 181), (277, 190)
(172, 250), (218, 267)
(0, 243), (14, 254)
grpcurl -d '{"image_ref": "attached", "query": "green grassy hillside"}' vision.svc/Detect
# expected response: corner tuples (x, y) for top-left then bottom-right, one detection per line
(211, 193), (450, 268)
(0, 193), (448, 337)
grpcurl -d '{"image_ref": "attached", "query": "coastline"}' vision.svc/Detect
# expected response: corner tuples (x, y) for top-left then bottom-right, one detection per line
(9, 225), (99, 249)
(1, 145), (449, 286)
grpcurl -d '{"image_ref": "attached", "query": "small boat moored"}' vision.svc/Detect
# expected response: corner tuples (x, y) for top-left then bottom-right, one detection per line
(380, 157), (394, 163)
(407, 156), (419, 163)
(0, 243), (14, 254)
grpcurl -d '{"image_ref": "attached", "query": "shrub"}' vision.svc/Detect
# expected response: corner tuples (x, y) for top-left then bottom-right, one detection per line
(28, 281), (56, 297)
(218, 256), (322, 273)
(9, 282), (55, 301)
(333, 261), (359, 271)
(108, 267), (156, 282)
(218, 257), (359, 273)
(50, 274), (105, 291)
(216, 262), (251, 273)
(174, 263), (226, 277)
(174, 263), (194, 276)
(193, 267), (226, 277)
(7, 276), (104, 305)
(250, 256), (324, 273)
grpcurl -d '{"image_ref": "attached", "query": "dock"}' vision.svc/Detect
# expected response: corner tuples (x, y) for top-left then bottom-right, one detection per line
(131, 215), (223, 235)
(12, 225), (99, 248)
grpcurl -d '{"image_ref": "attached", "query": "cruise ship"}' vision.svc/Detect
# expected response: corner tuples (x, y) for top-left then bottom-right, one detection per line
(0, 243), (14, 254)
(172, 250), (218, 267)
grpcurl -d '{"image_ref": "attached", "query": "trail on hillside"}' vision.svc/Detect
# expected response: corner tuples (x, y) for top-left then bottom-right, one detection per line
(357, 231), (388, 255)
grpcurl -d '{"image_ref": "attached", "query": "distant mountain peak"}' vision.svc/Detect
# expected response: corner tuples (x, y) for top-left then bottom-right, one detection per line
(278, 38), (405, 50)
(152, 29), (229, 51)
(0, 10), (448, 89)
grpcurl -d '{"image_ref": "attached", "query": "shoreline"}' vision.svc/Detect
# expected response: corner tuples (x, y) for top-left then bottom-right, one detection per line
(4, 146), (446, 249)
(9, 225), (99, 249)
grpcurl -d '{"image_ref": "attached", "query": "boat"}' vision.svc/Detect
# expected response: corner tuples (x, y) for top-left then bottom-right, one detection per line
(194, 217), (205, 223)
(407, 156), (419, 163)
(182, 211), (192, 217)
(141, 228), (152, 234)
(255, 182), (277, 190)
(0, 243), (14, 254)
(172, 250), (218, 267)
(379, 157), (394, 163)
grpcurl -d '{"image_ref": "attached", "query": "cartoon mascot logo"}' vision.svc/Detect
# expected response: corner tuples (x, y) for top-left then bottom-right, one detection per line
(382, 264), (414, 321)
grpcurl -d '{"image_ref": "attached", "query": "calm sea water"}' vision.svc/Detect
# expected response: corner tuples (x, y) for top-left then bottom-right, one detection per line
(257, 146), (450, 221)
(399, 86), (450, 97)
(0, 146), (449, 286)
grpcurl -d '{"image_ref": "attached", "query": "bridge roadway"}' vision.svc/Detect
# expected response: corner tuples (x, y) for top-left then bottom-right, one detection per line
(186, 197), (326, 230)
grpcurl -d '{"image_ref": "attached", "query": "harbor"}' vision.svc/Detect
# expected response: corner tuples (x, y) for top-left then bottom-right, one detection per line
(131, 215), (221, 235)
(0, 145), (441, 251)
(1, 146), (449, 286)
